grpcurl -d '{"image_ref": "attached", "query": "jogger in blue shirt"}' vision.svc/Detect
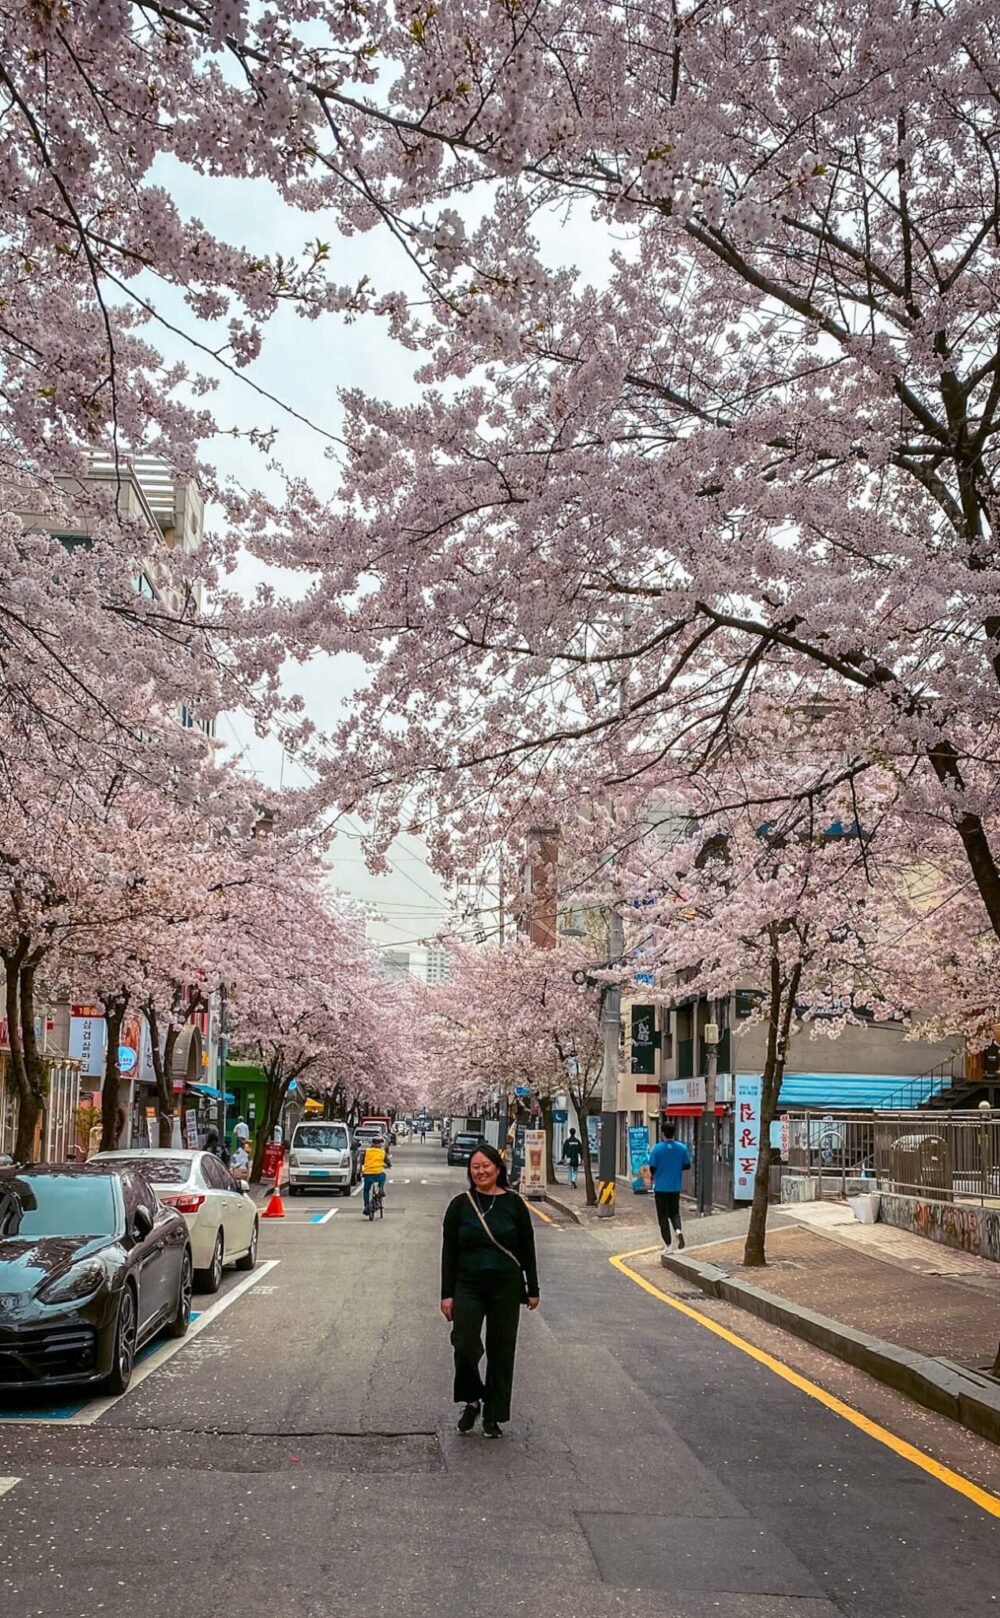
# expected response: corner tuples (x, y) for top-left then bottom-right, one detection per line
(646, 1122), (692, 1253)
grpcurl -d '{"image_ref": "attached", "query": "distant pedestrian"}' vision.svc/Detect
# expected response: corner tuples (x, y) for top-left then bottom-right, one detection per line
(204, 1128), (231, 1167)
(441, 1144), (539, 1439)
(234, 1117), (250, 1145)
(647, 1121), (691, 1254)
(231, 1140), (250, 1174)
(559, 1128), (584, 1189)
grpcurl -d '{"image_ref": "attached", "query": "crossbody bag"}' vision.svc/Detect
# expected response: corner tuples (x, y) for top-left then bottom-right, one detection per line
(465, 1190), (531, 1304)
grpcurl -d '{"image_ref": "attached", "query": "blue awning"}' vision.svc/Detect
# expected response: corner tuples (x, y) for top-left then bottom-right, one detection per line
(775, 1072), (945, 1110)
(187, 1082), (236, 1104)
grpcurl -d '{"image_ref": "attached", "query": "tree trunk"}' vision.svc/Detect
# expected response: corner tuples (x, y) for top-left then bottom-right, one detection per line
(7, 955), (46, 1163)
(145, 1004), (181, 1149)
(100, 995), (128, 1151)
(250, 1058), (288, 1182)
(743, 954), (801, 1268)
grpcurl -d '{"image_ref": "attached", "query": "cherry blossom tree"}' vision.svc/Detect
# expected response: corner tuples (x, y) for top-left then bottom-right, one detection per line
(418, 932), (604, 1194)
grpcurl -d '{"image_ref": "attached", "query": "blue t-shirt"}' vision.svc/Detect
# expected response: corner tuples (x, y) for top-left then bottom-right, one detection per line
(647, 1138), (691, 1192)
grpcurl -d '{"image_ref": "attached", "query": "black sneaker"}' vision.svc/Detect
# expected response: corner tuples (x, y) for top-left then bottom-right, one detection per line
(483, 1419), (502, 1439)
(457, 1403), (480, 1434)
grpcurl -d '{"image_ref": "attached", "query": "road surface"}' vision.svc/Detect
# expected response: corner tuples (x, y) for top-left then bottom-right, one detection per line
(1, 1143), (997, 1617)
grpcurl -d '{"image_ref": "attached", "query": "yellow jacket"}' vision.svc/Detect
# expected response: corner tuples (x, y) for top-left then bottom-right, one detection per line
(362, 1145), (387, 1176)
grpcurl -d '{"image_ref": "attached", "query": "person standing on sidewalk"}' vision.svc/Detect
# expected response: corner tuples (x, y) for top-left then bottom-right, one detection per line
(440, 1144), (539, 1439)
(560, 1128), (584, 1189)
(647, 1121), (691, 1255)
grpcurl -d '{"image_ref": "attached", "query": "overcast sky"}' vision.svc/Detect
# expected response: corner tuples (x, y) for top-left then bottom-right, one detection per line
(141, 152), (613, 964)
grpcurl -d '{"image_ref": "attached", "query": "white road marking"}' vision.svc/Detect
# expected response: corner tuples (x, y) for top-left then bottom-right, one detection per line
(0, 1478), (20, 1498)
(350, 1183), (362, 1197)
(312, 1208), (338, 1225)
(420, 1179), (429, 1185)
(404, 1178), (411, 1184)
(65, 1258), (282, 1426)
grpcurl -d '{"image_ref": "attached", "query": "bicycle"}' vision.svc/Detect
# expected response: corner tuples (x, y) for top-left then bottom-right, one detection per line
(366, 1180), (385, 1221)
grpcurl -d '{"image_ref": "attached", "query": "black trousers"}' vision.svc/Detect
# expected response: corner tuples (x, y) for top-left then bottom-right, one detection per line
(451, 1273), (523, 1424)
(654, 1191), (682, 1243)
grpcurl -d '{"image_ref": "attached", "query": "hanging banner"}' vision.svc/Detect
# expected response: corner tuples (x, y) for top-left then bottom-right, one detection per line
(630, 1004), (657, 1075)
(586, 1115), (602, 1159)
(183, 1108), (200, 1150)
(628, 1125), (652, 1194)
(521, 1129), (546, 1198)
(68, 1007), (107, 1079)
(733, 1074), (763, 1199)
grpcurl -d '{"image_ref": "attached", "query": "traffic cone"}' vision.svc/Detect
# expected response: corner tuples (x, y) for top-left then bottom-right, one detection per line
(262, 1180), (285, 1219)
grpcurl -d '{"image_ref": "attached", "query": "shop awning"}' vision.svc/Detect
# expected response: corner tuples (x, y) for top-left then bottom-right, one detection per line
(187, 1082), (235, 1104)
(775, 1072), (944, 1110)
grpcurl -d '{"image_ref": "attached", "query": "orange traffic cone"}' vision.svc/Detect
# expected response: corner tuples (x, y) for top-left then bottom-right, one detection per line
(262, 1179), (285, 1219)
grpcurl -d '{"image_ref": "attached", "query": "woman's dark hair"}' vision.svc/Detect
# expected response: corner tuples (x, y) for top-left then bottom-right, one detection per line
(467, 1142), (510, 1189)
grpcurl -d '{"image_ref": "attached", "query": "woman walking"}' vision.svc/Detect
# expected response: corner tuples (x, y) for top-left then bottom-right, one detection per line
(440, 1144), (539, 1438)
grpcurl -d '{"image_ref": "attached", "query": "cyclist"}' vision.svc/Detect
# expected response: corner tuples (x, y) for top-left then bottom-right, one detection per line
(362, 1135), (390, 1216)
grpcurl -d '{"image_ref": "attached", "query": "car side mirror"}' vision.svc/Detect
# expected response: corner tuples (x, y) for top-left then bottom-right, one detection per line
(234, 1178), (250, 1194)
(133, 1204), (155, 1240)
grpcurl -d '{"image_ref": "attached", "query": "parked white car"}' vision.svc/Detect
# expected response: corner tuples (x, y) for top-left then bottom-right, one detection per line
(92, 1149), (258, 1293)
(288, 1121), (355, 1195)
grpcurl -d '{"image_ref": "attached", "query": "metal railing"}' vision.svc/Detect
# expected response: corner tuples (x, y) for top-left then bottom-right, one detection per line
(783, 1109), (1000, 1207)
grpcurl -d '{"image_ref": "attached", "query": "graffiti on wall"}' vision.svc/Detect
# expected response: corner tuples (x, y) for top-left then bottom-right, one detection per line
(881, 1191), (1000, 1263)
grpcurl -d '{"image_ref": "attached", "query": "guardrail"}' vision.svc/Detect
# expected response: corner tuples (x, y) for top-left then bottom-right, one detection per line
(783, 1108), (1000, 1207)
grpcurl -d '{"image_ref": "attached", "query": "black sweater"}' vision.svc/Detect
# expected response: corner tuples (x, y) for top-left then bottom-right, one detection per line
(441, 1190), (539, 1299)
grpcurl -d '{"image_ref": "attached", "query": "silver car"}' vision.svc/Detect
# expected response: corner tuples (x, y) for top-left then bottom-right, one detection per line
(92, 1149), (258, 1293)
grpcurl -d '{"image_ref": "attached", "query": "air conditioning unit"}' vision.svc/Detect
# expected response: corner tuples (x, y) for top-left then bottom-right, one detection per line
(716, 1071), (735, 1104)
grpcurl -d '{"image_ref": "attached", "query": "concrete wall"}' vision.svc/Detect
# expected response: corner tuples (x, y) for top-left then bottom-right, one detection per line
(732, 1014), (959, 1079)
(879, 1191), (1000, 1264)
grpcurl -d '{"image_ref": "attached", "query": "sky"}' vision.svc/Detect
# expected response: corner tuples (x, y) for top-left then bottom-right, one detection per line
(138, 148), (617, 965)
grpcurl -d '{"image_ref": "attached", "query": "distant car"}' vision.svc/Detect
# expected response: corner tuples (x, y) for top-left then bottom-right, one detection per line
(286, 1122), (354, 1197)
(447, 1132), (486, 1167)
(0, 1163), (191, 1393)
(92, 1149), (257, 1292)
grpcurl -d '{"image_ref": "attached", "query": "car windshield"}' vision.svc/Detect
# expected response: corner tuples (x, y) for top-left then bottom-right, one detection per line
(101, 1156), (193, 1185)
(293, 1127), (349, 1150)
(456, 1135), (482, 1147)
(0, 1174), (118, 1239)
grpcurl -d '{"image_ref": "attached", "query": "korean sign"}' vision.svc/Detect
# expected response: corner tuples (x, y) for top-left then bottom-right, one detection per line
(733, 1074), (763, 1200)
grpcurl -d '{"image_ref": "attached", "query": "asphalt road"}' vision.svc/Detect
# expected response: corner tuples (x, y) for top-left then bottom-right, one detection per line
(1, 1142), (998, 1618)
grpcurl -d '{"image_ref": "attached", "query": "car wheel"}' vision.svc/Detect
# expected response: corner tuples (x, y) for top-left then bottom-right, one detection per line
(103, 1285), (138, 1394)
(195, 1231), (224, 1294)
(167, 1250), (194, 1338)
(235, 1219), (258, 1272)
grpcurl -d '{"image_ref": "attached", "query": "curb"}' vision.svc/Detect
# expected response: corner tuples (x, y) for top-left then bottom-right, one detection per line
(660, 1251), (1000, 1446)
(543, 1191), (583, 1225)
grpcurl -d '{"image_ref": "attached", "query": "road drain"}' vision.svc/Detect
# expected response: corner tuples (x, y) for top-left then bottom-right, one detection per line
(0, 1427), (444, 1474)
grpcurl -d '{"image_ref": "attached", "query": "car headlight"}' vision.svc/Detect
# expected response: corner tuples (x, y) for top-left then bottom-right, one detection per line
(289, 1152), (300, 1167)
(39, 1259), (107, 1305)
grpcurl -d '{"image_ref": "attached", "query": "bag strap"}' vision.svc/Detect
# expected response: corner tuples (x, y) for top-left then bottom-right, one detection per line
(465, 1189), (522, 1271)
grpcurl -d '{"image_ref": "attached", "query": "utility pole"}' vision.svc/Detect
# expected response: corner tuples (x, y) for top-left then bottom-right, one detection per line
(597, 907), (624, 1217)
(215, 982), (229, 1150)
(698, 1010), (719, 1216)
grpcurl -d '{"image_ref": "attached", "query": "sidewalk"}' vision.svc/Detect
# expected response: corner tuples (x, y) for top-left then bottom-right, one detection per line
(663, 1198), (1000, 1442)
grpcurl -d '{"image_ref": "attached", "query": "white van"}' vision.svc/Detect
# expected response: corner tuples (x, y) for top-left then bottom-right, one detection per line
(288, 1121), (354, 1195)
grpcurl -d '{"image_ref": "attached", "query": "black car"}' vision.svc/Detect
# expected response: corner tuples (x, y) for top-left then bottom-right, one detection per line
(447, 1132), (486, 1166)
(0, 1164), (192, 1395)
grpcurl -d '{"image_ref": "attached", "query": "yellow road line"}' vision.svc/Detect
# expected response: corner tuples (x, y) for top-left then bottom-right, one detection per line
(610, 1245), (1000, 1522)
(527, 1201), (556, 1225)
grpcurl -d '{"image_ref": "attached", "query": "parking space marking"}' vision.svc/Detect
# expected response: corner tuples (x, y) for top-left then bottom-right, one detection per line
(310, 1208), (338, 1224)
(0, 1478), (20, 1498)
(59, 1258), (281, 1426)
